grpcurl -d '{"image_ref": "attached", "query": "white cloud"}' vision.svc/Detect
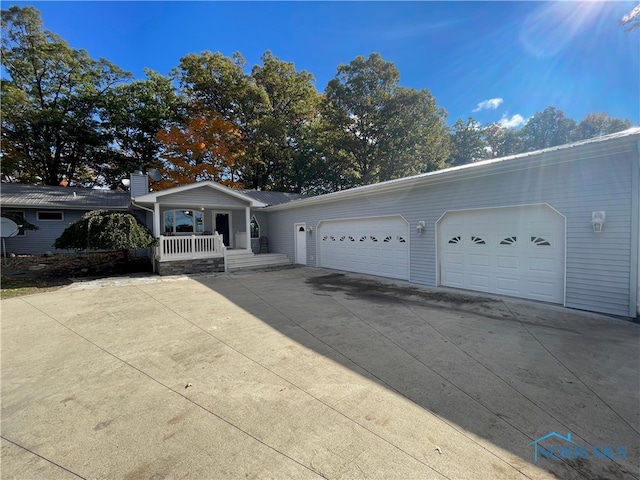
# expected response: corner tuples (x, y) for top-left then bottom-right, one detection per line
(498, 113), (526, 129)
(473, 98), (503, 112)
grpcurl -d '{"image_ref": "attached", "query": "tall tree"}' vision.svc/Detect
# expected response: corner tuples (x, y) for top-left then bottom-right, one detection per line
(175, 51), (261, 126)
(244, 51), (320, 191)
(154, 112), (244, 190)
(320, 53), (449, 186)
(571, 112), (632, 141)
(482, 123), (524, 158)
(519, 106), (576, 152)
(0, 5), (130, 186)
(448, 118), (487, 166)
(173, 50), (320, 191)
(101, 70), (182, 188)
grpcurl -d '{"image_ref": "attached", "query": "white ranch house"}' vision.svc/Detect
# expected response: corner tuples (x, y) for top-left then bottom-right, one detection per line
(2, 128), (639, 319)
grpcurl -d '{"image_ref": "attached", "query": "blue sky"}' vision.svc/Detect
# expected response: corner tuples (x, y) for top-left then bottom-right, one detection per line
(12, 1), (640, 127)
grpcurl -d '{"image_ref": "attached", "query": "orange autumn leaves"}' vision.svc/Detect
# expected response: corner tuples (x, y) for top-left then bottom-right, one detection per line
(154, 114), (244, 190)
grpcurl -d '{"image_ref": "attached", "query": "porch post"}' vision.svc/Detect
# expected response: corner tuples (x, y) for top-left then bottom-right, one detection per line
(153, 203), (160, 237)
(245, 205), (251, 253)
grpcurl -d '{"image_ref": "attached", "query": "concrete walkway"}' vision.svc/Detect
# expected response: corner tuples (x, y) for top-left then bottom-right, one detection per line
(1, 267), (638, 479)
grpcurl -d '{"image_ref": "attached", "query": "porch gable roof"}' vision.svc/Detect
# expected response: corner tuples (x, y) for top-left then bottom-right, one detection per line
(132, 181), (267, 208)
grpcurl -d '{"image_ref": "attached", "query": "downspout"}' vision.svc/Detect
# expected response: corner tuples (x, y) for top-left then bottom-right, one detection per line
(130, 199), (154, 214)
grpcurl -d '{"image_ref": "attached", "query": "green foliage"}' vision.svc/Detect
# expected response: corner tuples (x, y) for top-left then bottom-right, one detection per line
(319, 53), (450, 186)
(54, 210), (156, 256)
(174, 50), (321, 191)
(448, 118), (487, 166)
(519, 107), (577, 151)
(1, 5), (130, 187)
(101, 70), (183, 188)
(245, 51), (321, 191)
(459, 108), (633, 163)
(571, 113), (632, 141)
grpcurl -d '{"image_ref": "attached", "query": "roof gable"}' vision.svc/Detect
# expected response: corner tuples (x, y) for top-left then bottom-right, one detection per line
(133, 181), (267, 207)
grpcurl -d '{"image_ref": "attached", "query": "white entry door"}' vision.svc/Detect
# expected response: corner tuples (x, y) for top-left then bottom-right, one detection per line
(295, 223), (307, 265)
(438, 205), (565, 303)
(318, 216), (409, 280)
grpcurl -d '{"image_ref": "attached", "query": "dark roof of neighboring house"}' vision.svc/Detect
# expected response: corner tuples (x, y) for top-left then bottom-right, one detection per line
(240, 190), (309, 206)
(0, 183), (131, 210)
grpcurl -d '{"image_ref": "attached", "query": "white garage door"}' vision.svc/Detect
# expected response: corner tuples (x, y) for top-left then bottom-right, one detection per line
(318, 216), (409, 280)
(438, 205), (565, 303)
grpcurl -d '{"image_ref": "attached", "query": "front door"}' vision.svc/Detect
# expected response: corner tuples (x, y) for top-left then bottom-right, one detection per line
(214, 212), (231, 247)
(295, 223), (307, 265)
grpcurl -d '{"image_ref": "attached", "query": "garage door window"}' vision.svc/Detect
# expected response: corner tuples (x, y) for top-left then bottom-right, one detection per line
(531, 236), (551, 246)
(500, 236), (517, 245)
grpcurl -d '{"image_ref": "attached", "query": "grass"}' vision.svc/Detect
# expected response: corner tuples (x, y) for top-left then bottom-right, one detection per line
(1, 276), (45, 299)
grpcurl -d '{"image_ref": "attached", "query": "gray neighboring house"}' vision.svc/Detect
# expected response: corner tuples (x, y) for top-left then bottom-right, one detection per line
(0, 184), (131, 255)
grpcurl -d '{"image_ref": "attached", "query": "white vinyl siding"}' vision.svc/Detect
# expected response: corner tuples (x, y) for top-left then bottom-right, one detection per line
(267, 146), (637, 317)
(157, 189), (247, 208)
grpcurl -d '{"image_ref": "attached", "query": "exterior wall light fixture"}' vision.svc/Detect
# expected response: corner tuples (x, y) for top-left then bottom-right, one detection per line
(416, 221), (426, 234)
(591, 211), (605, 232)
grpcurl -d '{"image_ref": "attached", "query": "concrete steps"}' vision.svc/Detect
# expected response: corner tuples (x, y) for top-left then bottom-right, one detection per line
(226, 252), (292, 272)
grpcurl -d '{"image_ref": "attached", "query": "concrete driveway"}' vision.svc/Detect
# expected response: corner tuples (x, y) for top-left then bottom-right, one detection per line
(1, 267), (638, 479)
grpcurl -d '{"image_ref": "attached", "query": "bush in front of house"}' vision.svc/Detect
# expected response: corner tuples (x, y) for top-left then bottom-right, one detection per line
(54, 210), (156, 260)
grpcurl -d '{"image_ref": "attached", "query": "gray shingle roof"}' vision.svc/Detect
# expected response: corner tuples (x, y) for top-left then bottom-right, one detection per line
(0, 184), (131, 210)
(240, 190), (309, 206)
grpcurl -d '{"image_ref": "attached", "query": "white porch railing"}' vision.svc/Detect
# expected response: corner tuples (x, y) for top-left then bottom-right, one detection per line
(155, 234), (225, 262)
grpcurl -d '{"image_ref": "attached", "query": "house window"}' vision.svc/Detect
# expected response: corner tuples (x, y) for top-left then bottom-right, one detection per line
(250, 216), (260, 239)
(164, 210), (204, 234)
(37, 211), (63, 221)
(3, 210), (26, 236)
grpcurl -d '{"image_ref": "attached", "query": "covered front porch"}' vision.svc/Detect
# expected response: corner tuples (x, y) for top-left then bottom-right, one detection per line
(153, 205), (256, 263)
(131, 181), (291, 274)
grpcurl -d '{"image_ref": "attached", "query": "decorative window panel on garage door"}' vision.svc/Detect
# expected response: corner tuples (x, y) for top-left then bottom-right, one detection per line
(438, 205), (565, 303)
(318, 216), (409, 280)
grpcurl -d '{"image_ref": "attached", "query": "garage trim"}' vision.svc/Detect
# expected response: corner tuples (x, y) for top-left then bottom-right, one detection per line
(435, 203), (567, 305)
(316, 214), (411, 280)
